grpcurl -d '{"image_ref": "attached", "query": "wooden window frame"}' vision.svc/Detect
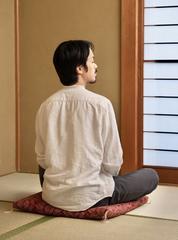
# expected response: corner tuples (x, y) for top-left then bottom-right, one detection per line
(120, 0), (178, 184)
(120, 0), (144, 174)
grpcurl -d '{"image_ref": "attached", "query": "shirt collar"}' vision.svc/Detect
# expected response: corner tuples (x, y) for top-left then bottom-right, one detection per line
(63, 84), (86, 90)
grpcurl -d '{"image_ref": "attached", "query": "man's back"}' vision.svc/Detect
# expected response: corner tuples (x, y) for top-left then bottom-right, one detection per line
(35, 85), (123, 211)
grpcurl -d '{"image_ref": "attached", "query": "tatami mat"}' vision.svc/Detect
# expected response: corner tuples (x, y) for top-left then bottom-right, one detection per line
(0, 173), (178, 240)
(4, 215), (178, 240)
(0, 202), (43, 235)
(0, 173), (41, 201)
(127, 185), (178, 221)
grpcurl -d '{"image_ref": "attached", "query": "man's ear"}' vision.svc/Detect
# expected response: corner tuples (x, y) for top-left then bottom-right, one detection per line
(76, 65), (84, 75)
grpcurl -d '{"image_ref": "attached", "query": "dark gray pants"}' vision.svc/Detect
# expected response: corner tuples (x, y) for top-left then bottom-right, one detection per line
(38, 166), (159, 208)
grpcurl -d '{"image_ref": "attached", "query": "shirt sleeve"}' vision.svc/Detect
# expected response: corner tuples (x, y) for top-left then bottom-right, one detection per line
(35, 105), (47, 169)
(101, 100), (123, 176)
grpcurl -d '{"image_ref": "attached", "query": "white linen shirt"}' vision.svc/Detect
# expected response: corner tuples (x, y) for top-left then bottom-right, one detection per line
(35, 85), (123, 211)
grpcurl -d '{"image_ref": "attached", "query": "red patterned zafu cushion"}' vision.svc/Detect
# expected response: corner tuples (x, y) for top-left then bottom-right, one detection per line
(13, 192), (148, 220)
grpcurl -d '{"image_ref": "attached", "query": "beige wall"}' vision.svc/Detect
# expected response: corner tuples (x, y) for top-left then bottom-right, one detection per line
(19, 0), (121, 172)
(0, 0), (16, 175)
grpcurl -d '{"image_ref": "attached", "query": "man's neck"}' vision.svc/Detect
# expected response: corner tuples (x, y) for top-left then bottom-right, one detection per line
(76, 78), (87, 87)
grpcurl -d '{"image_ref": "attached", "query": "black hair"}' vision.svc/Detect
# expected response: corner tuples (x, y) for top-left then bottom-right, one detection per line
(53, 40), (94, 86)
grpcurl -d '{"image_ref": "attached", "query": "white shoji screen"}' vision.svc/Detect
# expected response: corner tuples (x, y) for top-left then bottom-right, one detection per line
(143, 0), (178, 167)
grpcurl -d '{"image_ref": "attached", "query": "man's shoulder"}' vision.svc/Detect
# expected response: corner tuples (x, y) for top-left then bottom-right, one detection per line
(85, 89), (111, 107)
(43, 89), (66, 103)
(37, 90), (62, 110)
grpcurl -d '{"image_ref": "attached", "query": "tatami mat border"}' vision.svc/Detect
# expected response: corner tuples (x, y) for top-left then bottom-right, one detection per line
(0, 216), (52, 240)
